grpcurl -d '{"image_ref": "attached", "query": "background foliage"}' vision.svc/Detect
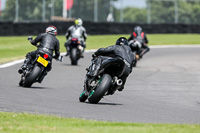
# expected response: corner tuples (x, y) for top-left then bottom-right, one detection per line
(0, 0), (200, 24)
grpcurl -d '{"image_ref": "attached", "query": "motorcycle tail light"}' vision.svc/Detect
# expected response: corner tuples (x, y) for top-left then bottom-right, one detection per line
(44, 54), (49, 59)
(72, 38), (78, 41)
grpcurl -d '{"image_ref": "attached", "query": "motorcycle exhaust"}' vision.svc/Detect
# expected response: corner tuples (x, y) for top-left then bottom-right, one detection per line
(113, 77), (123, 86)
(116, 79), (123, 86)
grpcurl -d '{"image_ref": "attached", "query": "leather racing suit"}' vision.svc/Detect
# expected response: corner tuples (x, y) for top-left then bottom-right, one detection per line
(65, 25), (87, 55)
(128, 31), (150, 58)
(94, 44), (135, 91)
(19, 33), (60, 83)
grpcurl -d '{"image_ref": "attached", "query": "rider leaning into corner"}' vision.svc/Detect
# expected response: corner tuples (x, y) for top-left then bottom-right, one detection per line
(128, 25), (150, 58)
(18, 25), (60, 83)
(93, 37), (135, 92)
(65, 18), (87, 57)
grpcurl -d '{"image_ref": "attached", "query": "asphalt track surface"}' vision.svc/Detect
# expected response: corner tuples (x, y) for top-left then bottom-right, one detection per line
(0, 47), (200, 124)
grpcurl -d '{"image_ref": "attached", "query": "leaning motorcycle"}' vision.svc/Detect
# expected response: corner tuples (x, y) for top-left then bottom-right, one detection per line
(128, 40), (142, 67)
(79, 56), (125, 104)
(19, 38), (63, 87)
(68, 38), (84, 65)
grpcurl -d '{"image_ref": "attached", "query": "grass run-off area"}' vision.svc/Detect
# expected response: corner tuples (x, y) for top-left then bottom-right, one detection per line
(0, 34), (200, 64)
(0, 112), (200, 133)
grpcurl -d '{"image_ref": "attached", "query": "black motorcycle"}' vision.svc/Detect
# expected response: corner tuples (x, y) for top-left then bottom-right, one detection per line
(79, 56), (125, 104)
(19, 38), (63, 87)
(69, 38), (84, 65)
(128, 40), (142, 67)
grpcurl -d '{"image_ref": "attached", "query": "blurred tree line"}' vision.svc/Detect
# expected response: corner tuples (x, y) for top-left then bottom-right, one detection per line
(146, 0), (200, 24)
(0, 0), (200, 24)
(0, 0), (114, 22)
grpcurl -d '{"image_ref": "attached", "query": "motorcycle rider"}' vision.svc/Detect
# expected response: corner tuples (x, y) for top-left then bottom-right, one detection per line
(18, 25), (60, 83)
(128, 26), (150, 58)
(65, 18), (87, 57)
(93, 37), (135, 92)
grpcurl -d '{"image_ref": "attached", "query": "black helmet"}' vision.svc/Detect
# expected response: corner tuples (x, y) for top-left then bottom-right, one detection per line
(134, 26), (142, 33)
(115, 37), (128, 46)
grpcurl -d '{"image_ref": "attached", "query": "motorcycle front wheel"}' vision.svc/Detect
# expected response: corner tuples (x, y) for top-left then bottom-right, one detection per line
(88, 74), (112, 104)
(79, 90), (88, 102)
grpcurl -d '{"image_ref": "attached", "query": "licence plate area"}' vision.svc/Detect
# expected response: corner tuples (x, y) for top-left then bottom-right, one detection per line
(37, 56), (48, 67)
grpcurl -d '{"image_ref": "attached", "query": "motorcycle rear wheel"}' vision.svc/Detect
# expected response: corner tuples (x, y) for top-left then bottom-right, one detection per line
(88, 74), (112, 104)
(70, 48), (78, 65)
(23, 65), (43, 87)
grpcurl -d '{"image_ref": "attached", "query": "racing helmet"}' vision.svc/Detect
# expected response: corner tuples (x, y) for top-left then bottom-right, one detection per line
(75, 18), (83, 26)
(134, 26), (142, 33)
(115, 37), (128, 46)
(46, 25), (57, 36)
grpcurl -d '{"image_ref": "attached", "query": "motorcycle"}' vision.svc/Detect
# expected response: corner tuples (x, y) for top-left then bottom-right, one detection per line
(128, 40), (142, 67)
(79, 55), (125, 104)
(68, 38), (84, 65)
(19, 38), (63, 87)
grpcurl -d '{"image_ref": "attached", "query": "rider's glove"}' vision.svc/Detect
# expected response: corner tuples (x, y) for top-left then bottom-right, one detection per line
(28, 36), (33, 41)
(92, 53), (97, 59)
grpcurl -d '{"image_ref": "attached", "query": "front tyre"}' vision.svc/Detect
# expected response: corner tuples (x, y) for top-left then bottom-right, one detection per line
(19, 78), (23, 86)
(88, 74), (112, 104)
(23, 65), (43, 87)
(70, 48), (78, 65)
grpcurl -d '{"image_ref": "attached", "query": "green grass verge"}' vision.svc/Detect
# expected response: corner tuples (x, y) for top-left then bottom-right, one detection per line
(0, 34), (200, 64)
(0, 112), (199, 133)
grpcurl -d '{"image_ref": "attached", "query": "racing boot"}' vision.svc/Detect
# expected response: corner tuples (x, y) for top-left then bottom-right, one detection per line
(65, 51), (70, 56)
(80, 52), (84, 58)
(18, 58), (30, 74)
(65, 44), (70, 56)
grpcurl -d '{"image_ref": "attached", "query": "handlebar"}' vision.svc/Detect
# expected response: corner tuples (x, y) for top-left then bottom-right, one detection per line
(53, 55), (63, 62)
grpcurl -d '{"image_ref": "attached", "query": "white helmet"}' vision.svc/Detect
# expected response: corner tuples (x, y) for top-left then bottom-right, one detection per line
(46, 25), (57, 36)
(75, 18), (83, 26)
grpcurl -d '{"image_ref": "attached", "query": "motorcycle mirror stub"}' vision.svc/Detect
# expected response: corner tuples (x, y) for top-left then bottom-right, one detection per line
(58, 56), (63, 62)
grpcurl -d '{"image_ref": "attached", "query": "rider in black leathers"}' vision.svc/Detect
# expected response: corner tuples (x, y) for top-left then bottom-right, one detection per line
(94, 37), (135, 91)
(18, 25), (60, 83)
(128, 26), (150, 58)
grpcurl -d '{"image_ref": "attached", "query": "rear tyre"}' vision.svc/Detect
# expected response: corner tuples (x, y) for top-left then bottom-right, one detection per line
(88, 74), (112, 104)
(133, 59), (137, 67)
(70, 48), (78, 65)
(79, 90), (88, 102)
(23, 65), (43, 87)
